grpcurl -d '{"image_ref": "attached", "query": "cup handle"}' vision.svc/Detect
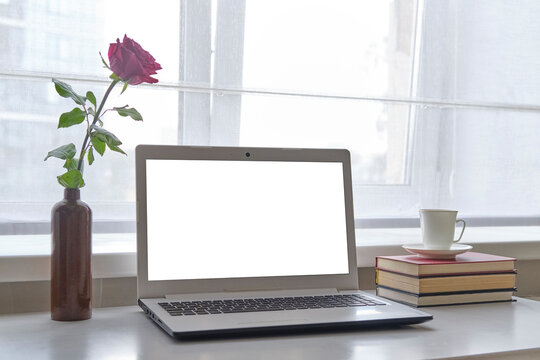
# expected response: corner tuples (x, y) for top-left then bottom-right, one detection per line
(454, 219), (466, 243)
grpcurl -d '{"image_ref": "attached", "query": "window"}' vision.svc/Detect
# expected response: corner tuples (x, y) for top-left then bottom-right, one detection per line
(1, 0), (539, 243)
(0, 1), (182, 235)
(406, 0), (540, 226)
(210, 0), (540, 226)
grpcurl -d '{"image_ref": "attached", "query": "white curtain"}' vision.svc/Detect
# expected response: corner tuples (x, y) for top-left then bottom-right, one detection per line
(1, 0), (539, 236)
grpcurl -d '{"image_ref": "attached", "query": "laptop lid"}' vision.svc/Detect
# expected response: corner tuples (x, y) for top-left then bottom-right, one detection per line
(136, 145), (358, 299)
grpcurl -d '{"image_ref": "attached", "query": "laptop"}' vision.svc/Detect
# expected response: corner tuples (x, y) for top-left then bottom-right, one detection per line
(135, 145), (432, 339)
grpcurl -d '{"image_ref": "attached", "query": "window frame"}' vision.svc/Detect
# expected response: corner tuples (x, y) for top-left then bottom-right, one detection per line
(2, 1), (540, 286)
(2, 0), (540, 248)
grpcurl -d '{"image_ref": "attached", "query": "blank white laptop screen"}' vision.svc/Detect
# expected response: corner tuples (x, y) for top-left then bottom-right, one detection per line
(146, 159), (349, 281)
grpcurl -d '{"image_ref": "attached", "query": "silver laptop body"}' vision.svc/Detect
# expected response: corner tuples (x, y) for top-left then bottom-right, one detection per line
(136, 145), (432, 339)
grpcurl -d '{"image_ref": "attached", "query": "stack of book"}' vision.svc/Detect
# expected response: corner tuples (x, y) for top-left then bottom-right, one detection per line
(375, 252), (516, 307)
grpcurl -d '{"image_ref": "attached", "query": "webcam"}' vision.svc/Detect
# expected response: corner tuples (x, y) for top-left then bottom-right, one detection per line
(245, 152), (251, 157)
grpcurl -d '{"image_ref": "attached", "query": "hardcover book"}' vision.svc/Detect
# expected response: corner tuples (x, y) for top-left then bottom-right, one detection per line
(376, 252), (516, 277)
(376, 269), (517, 294)
(376, 286), (515, 307)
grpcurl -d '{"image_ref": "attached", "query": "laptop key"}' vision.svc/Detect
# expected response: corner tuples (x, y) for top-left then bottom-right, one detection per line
(160, 294), (387, 316)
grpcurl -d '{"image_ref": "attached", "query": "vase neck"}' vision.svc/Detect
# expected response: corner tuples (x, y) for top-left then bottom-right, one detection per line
(64, 188), (80, 201)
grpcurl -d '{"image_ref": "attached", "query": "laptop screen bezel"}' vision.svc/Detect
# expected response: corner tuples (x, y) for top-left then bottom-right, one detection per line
(136, 145), (358, 299)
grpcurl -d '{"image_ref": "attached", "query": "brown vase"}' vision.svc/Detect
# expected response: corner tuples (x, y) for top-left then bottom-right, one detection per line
(51, 188), (92, 321)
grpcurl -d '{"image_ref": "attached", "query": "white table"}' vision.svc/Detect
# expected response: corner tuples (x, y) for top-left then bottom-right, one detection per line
(1, 298), (540, 360)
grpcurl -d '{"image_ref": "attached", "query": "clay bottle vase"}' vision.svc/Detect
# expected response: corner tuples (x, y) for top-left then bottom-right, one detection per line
(50, 188), (92, 321)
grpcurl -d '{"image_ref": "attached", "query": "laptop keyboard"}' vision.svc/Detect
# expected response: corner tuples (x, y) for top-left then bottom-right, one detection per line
(158, 294), (386, 316)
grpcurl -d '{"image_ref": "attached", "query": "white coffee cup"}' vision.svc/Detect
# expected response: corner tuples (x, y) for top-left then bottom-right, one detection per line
(420, 209), (466, 250)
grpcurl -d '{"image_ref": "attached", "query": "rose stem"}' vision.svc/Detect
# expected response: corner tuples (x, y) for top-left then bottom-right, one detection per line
(77, 78), (120, 171)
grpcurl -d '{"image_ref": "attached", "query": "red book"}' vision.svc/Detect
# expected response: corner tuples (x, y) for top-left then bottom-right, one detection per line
(376, 252), (516, 277)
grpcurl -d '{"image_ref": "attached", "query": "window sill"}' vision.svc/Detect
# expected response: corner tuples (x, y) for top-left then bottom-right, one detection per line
(1, 226), (539, 282)
(0, 234), (137, 282)
(355, 226), (540, 267)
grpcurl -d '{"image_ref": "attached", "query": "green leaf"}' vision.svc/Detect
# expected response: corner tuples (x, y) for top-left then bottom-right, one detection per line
(108, 144), (127, 155)
(120, 82), (129, 95)
(91, 125), (122, 146)
(99, 52), (110, 69)
(110, 73), (119, 80)
(88, 107), (95, 116)
(52, 79), (86, 105)
(89, 126), (127, 155)
(88, 147), (95, 165)
(91, 137), (106, 156)
(63, 157), (84, 172)
(44, 143), (76, 161)
(112, 106), (143, 121)
(86, 91), (96, 107)
(57, 169), (85, 189)
(58, 108), (86, 128)
(63, 158), (77, 171)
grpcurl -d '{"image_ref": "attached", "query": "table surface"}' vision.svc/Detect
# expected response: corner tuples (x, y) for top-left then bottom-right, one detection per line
(2, 298), (540, 360)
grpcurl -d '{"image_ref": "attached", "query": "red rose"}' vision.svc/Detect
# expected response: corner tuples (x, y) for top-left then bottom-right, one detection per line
(108, 35), (162, 85)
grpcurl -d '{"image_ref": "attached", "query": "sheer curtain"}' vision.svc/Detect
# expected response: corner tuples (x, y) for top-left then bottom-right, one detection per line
(0, 0), (181, 234)
(210, 0), (540, 224)
(411, 0), (540, 222)
(1, 0), (539, 239)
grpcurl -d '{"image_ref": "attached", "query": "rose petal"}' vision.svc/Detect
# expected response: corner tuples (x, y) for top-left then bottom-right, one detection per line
(129, 74), (159, 85)
(108, 38), (121, 62)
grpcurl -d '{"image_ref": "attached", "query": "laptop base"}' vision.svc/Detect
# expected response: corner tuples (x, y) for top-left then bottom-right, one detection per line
(140, 298), (431, 340)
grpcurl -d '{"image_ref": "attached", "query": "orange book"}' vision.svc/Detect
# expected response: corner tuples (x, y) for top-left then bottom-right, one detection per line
(376, 269), (516, 294)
